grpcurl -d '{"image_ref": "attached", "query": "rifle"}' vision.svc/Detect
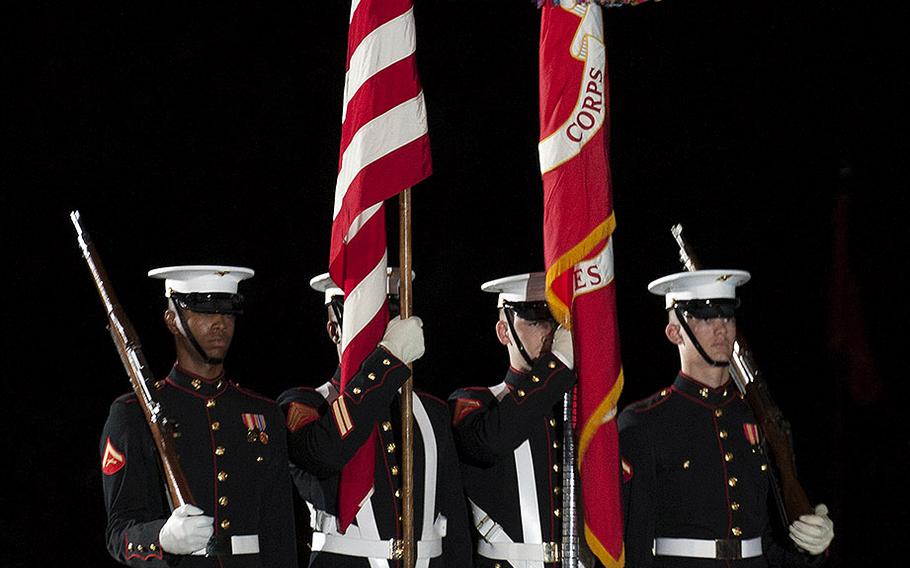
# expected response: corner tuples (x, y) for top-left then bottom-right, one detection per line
(671, 224), (812, 525)
(71, 210), (194, 508)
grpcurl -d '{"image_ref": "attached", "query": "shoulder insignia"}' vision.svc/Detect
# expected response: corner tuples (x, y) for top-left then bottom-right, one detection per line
(452, 398), (482, 426)
(101, 437), (125, 476)
(743, 423), (760, 446)
(621, 456), (633, 483)
(286, 402), (320, 433)
(331, 396), (354, 438)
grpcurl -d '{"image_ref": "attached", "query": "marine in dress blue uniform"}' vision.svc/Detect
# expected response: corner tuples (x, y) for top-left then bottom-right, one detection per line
(277, 271), (472, 567)
(619, 270), (835, 567)
(448, 273), (577, 568)
(99, 266), (297, 567)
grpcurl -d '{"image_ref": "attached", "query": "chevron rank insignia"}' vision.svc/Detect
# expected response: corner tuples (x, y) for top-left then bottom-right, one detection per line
(743, 423), (760, 446)
(102, 437), (125, 476)
(452, 398), (482, 426)
(286, 402), (320, 433)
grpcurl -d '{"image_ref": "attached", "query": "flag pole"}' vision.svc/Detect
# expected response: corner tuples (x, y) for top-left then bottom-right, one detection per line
(399, 187), (415, 568)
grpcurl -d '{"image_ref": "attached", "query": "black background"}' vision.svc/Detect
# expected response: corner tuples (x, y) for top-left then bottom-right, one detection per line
(4, 1), (907, 566)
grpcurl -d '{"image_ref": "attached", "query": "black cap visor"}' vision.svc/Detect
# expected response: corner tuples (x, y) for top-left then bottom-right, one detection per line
(673, 298), (739, 320)
(502, 300), (555, 323)
(173, 292), (244, 315)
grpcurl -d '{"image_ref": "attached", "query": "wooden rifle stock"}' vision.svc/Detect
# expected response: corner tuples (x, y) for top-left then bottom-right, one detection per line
(670, 224), (812, 524)
(71, 210), (194, 508)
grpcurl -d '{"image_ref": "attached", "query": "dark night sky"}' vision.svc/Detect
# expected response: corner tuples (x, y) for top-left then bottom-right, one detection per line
(4, 1), (907, 566)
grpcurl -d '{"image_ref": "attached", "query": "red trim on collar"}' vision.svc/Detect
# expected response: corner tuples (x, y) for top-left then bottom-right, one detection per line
(173, 363), (224, 383)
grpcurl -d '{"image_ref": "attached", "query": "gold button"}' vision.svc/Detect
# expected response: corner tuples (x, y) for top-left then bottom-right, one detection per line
(211, 421), (220, 431)
(682, 460), (690, 469)
(728, 477), (738, 487)
(128, 543), (133, 551)
(395, 489), (401, 498)
(731, 501), (740, 511)
(382, 421), (392, 432)
(517, 389), (526, 397)
(256, 456), (264, 462)
(554, 508), (561, 517)
(552, 441), (560, 449)
(218, 471), (228, 481)
(660, 389), (668, 396)
(154, 381), (164, 390)
(353, 387), (362, 395)
(215, 446), (225, 456)
(715, 409), (723, 417)
(554, 486), (561, 495)
(192, 379), (202, 390)
(724, 452), (734, 462)
(699, 388), (709, 398)
(553, 464), (559, 472)
(719, 430), (728, 439)
(368, 372), (376, 381)
(150, 544), (157, 551)
(732, 527), (742, 537)
(391, 466), (399, 475)
(549, 418), (557, 427)
(137, 545), (144, 552)
(495, 564), (502, 568)
(761, 464), (768, 471)
(221, 519), (231, 530)
(387, 443), (396, 453)
(722, 388), (729, 397)
(219, 496), (229, 506)
(531, 375), (540, 383)
(206, 399), (216, 408)
(548, 361), (556, 369)
(383, 358), (391, 366)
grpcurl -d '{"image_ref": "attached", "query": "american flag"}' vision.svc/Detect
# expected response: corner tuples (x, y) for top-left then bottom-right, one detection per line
(539, 3), (624, 566)
(328, 0), (431, 532)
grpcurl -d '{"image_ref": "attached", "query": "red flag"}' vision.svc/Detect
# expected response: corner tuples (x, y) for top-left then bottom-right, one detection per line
(329, 0), (431, 532)
(539, 3), (623, 566)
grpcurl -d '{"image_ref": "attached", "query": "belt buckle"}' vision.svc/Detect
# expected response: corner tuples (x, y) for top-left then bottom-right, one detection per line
(542, 542), (561, 563)
(390, 538), (405, 560)
(715, 539), (742, 560)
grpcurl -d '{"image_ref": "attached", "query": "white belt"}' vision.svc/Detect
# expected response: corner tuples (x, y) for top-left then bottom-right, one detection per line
(478, 541), (561, 563)
(191, 534), (260, 556)
(311, 532), (443, 560)
(654, 536), (762, 560)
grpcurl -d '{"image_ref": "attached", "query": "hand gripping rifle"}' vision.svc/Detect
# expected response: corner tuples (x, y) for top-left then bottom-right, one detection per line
(671, 224), (812, 525)
(71, 210), (194, 508)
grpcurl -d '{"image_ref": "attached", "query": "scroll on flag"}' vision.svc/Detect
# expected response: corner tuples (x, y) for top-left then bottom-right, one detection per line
(329, 0), (431, 532)
(539, 3), (624, 566)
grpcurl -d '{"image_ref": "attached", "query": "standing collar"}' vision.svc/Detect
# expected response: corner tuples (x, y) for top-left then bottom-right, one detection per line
(672, 372), (737, 406)
(167, 364), (228, 397)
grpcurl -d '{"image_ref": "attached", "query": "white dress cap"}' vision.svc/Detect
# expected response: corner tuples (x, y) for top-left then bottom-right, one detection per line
(148, 265), (254, 297)
(309, 273), (344, 305)
(647, 269), (751, 309)
(309, 268), (415, 305)
(481, 272), (547, 307)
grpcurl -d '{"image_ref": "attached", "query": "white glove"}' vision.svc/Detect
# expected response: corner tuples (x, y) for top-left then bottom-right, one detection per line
(379, 316), (425, 364)
(159, 504), (214, 555)
(789, 503), (834, 555)
(550, 326), (574, 369)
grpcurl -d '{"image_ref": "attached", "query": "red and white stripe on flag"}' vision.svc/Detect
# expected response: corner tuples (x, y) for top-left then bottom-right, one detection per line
(328, 0), (431, 533)
(539, 3), (624, 566)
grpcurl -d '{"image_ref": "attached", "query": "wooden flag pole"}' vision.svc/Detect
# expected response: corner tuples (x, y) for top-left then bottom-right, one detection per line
(399, 188), (415, 568)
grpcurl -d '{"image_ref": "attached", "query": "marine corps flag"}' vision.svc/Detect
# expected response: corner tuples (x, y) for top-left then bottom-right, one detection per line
(539, 3), (624, 566)
(329, 0), (431, 532)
